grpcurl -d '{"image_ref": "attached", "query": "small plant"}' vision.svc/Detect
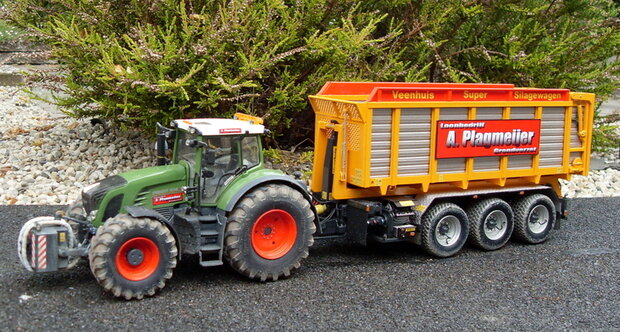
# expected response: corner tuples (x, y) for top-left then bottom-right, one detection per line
(299, 151), (314, 163)
(263, 148), (283, 164)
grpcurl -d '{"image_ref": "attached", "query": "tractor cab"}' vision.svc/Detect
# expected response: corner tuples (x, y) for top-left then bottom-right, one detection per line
(170, 114), (266, 205)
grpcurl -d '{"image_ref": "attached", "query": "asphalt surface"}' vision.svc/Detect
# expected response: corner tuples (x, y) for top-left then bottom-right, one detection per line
(1, 198), (618, 332)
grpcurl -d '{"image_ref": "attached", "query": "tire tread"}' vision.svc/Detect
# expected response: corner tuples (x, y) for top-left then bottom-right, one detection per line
(88, 214), (177, 300)
(224, 184), (315, 281)
(513, 194), (555, 244)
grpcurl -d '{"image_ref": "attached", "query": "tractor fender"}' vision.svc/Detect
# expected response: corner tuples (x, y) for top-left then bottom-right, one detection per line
(220, 175), (318, 219)
(124, 206), (183, 254)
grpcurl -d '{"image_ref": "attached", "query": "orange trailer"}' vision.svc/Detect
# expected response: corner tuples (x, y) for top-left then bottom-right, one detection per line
(309, 82), (594, 256)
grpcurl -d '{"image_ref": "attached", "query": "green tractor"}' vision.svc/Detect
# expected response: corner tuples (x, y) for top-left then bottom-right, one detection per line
(18, 113), (316, 300)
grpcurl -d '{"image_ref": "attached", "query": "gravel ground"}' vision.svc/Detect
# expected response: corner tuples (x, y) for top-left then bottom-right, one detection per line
(0, 85), (156, 205)
(0, 198), (619, 331)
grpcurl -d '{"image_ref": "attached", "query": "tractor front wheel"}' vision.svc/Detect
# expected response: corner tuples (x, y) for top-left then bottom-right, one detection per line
(224, 184), (315, 281)
(88, 214), (177, 300)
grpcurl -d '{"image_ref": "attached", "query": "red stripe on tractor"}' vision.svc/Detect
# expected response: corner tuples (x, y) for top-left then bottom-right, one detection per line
(36, 235), (47, 270)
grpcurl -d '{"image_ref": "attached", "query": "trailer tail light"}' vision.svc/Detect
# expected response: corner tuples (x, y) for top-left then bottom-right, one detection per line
(395, 225), (417, 239)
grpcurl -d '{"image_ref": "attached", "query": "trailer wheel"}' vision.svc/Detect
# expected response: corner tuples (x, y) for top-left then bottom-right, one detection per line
(513, 194), (556, 244)
(224, 184), (315, 281)
(88, 214), (177, 300)
(420, 203), (469, 257)
(466, 198), (514, 251)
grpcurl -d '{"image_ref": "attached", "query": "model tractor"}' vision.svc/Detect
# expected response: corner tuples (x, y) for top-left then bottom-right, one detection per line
(19, 113), (316, 299)
(18, 82), (595, 300)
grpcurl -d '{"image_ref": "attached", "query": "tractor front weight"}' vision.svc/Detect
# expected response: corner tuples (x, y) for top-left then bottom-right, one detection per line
(17, 215), (91, 273)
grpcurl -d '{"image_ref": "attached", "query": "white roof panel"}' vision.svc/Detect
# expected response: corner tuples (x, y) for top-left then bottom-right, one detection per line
(173, 118), (265, 136)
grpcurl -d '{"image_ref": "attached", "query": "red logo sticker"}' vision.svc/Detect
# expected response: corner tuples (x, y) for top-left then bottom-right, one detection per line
(436, 120), (541, 159)
(153, 192), (184, 205)
(219, 128), (242, 134)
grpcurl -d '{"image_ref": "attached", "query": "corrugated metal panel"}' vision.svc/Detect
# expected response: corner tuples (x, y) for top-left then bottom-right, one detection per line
(474, 157), (500, 171)
(438, 108), (467, 173)
(398, 108), (431, 176)
(371, 109), (392, 178)
(510, 107), (535, 119)
(508, 155), (533, 169)
(475, 107), (503, 120)
(539, 107), (565, 167)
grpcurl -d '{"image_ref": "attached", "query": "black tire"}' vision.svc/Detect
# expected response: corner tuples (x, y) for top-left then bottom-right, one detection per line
(466, 198), (514, 251)
(513, 194), (556, 244)
(420, 203), (469, 257)
(61, 201), (89, 268)
(66, 200), (86, 220)
(65, 201), (90, 244)
(88, 214), (177, 300)
(224, 184), (316, 281)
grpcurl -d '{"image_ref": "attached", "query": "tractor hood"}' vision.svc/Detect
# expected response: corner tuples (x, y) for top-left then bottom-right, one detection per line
(82, 164), (188, 226)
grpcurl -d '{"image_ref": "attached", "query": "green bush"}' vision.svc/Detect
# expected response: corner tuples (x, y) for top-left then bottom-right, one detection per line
(592, 111), (620, 153)
(6, 0), (620, 149)
(6, 0), (407, 142)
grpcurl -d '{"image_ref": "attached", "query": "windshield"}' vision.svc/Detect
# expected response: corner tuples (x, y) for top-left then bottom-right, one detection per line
(200, 135), (261, 204)
(201, 136), (239, 202)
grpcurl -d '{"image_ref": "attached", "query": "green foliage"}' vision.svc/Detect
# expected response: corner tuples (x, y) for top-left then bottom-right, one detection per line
(0, 20), (22, 43)
(6, 0), (403, 139)
(263, 148), (282, 164)
(592, 111), (620, 153)
(359, 0), (620, 96)
(299, 150), (313, 163)
(6, 0), (620, 150)
(301, 169), (313, 181)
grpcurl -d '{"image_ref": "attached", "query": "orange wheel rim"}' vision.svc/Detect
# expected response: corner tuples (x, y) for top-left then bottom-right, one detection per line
(251, 209), (297, 260)
(115, 237), (160, 281)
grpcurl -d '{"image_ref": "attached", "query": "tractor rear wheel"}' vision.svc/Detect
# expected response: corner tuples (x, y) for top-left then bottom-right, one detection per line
(88, 214), (177, 300)
(224, 184), (315, 281)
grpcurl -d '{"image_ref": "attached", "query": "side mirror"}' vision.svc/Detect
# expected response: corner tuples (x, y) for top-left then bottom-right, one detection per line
(155, 130), (170, 166)
(185, 139), (199, 148)
(157, 122), (176, 139)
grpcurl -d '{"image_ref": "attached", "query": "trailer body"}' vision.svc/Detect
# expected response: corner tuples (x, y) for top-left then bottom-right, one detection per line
(309, 82), (594, 201)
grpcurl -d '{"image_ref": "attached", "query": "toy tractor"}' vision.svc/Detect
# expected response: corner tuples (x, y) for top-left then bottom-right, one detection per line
(18, 113), (316, 300)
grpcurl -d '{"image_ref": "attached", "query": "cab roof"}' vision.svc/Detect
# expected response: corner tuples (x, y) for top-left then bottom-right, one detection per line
(172, 118), (265, 136)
